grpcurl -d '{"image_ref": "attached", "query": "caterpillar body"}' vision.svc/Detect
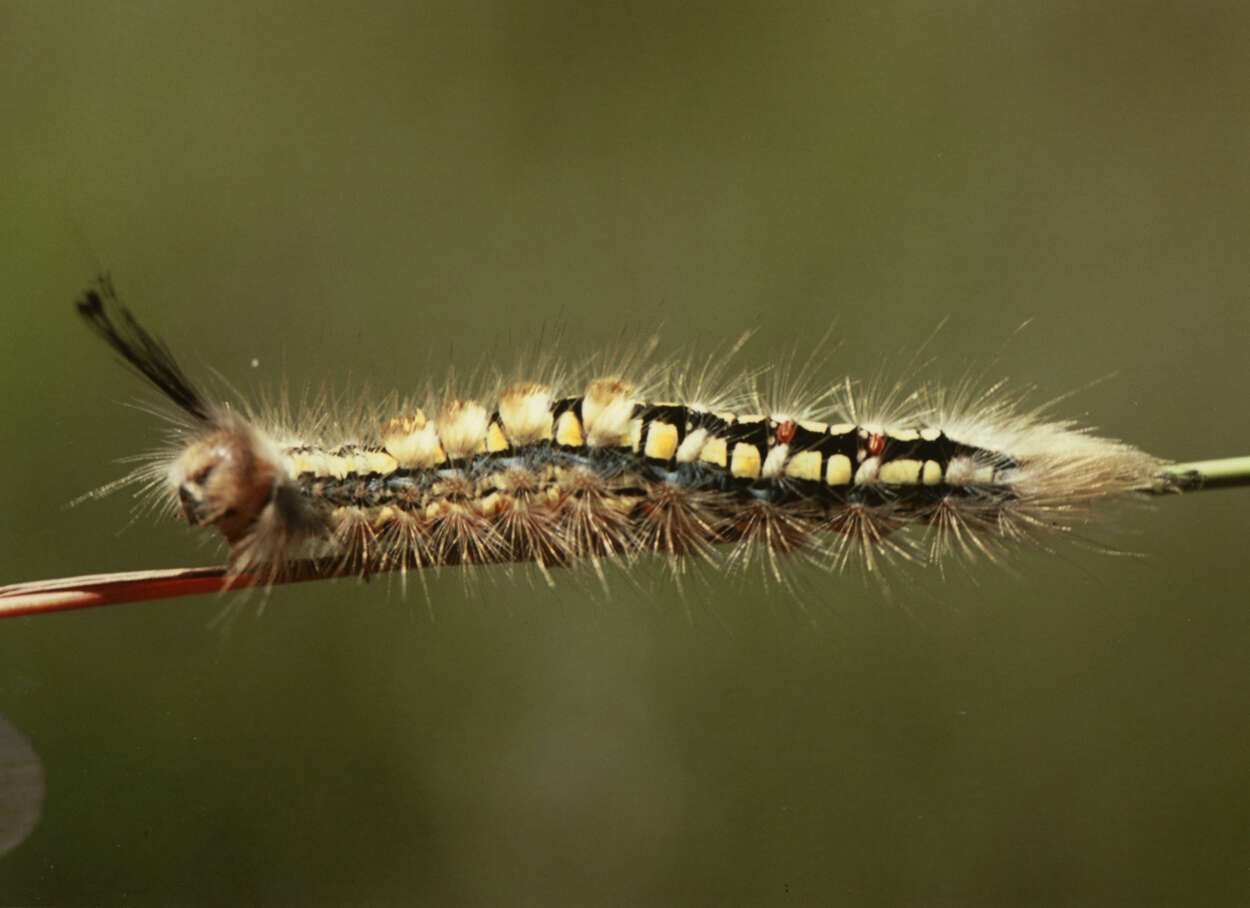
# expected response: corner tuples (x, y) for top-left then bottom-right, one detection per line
(76, 278), (1166, 586)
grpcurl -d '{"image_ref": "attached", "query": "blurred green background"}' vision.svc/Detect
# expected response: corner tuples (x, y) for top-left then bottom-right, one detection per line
(3, 2), (1250, 905)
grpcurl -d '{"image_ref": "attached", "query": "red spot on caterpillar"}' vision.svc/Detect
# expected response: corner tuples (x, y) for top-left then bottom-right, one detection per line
(775, 420), (796, 444)
(867, 433), (885, 455)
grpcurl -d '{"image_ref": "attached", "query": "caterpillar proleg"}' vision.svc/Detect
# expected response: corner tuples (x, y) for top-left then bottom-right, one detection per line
(55, 275), (1221, 592)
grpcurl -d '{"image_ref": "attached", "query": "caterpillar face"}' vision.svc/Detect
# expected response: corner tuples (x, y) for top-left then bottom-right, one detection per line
(169, 419), (281, 545)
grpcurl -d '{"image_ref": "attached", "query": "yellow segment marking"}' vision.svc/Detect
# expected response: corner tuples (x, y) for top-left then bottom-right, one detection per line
(555, 410), (585, 447)
(486, 421), (510, 453)
(644, 421), (680, 460)
(288, 451), (323, 475)
(361, 450), (398, 475)
(878, 458), (922, 484)
(730, 443), (762, 479)
(784, 450), (822, 481)
(700, 436), (728, 467)
(922, 460), (943, 485)
(325, 454), (350, 480)
(825, 453), (852, 485)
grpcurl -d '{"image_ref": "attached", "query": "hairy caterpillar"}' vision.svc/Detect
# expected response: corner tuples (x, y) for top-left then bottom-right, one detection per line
(65, 276), (1183, 596)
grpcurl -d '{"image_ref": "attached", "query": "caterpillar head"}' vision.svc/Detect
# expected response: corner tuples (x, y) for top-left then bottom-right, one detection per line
(170, 418), (279, 545)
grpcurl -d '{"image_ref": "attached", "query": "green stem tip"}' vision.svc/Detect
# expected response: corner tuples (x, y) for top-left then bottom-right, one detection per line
(1153, 456), (1250, 493)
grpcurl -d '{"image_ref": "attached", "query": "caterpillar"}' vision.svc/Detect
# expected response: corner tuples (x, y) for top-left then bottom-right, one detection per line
(64, 275), (1186, 595)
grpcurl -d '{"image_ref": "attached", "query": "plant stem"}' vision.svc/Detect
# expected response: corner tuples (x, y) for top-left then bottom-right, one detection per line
(1153, 456), (1250, 493)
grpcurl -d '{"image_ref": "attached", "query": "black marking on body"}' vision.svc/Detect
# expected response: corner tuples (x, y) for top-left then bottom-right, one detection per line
(723, 418), (769, 450)
(638, 404), (688, 437)
(809, 428), (860, 461)
(551, 396), (582, 421)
